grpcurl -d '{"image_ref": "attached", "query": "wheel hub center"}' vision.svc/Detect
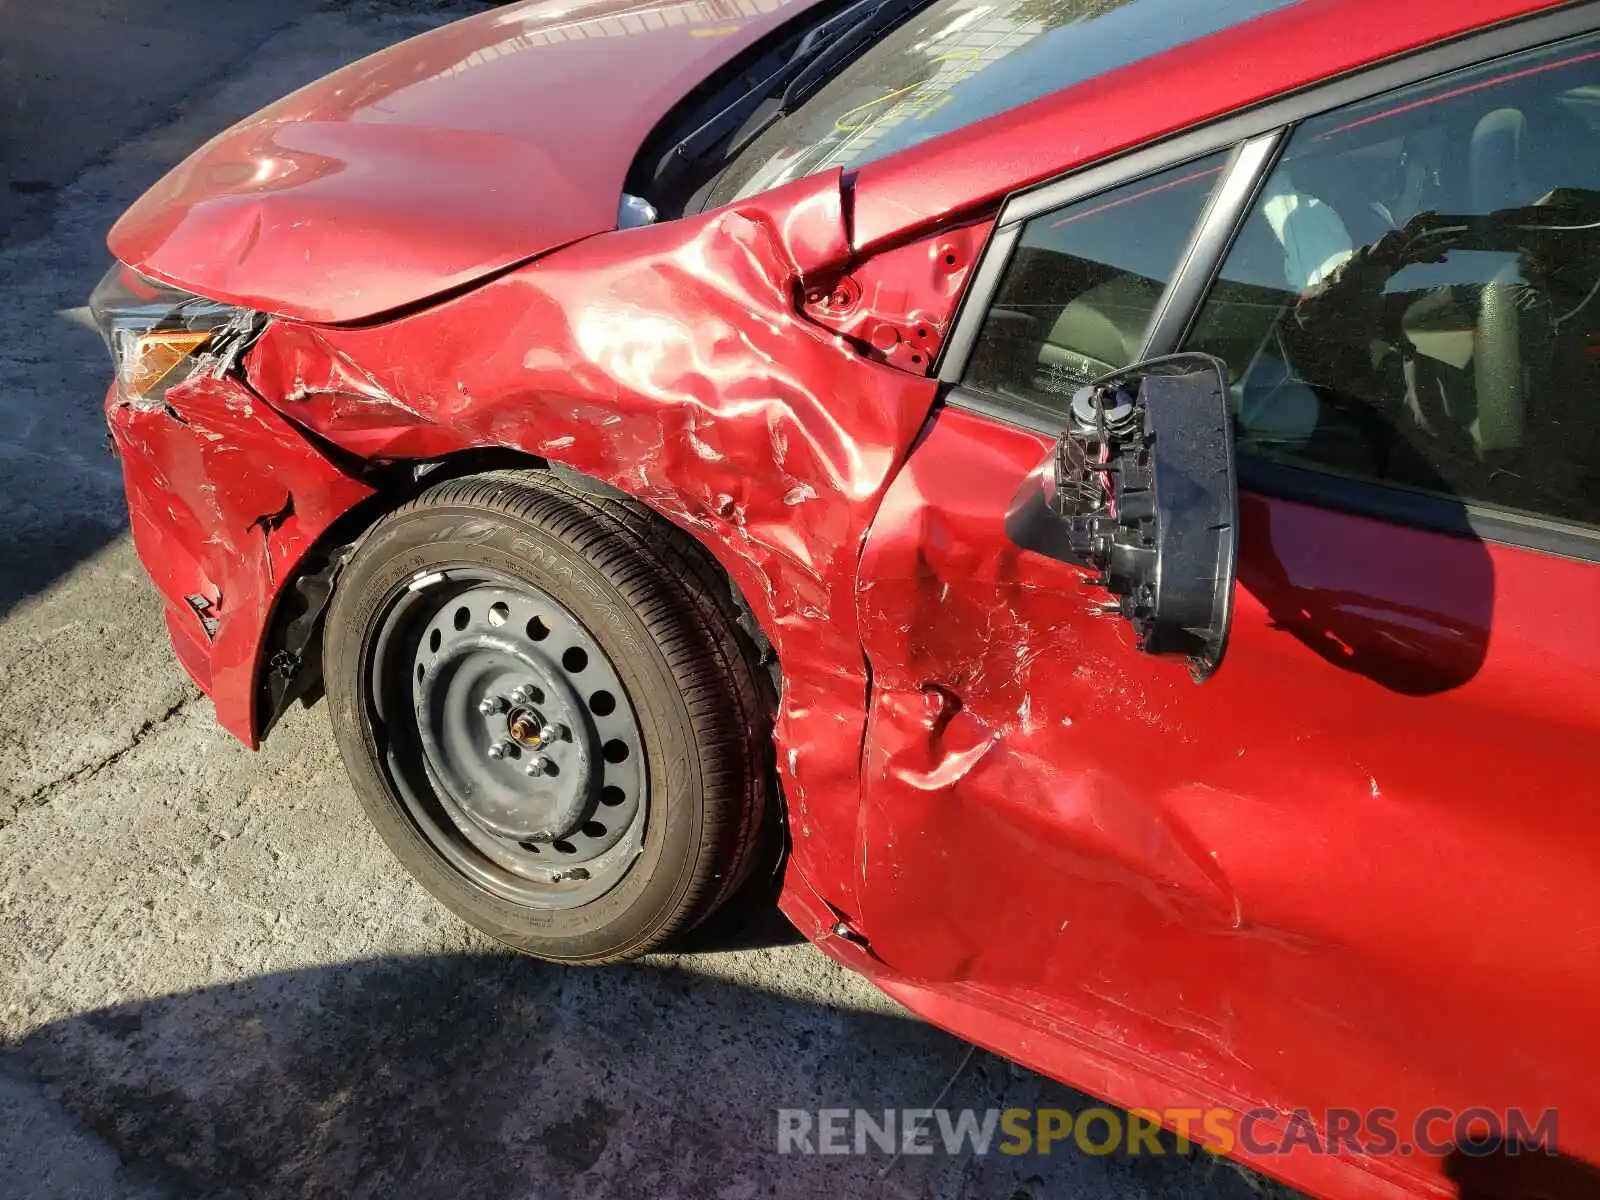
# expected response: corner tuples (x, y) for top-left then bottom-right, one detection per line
(400, 580), (646, 892)
(506, 707), (545, 747)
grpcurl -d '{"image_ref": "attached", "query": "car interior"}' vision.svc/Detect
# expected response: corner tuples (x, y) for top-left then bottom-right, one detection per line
(965, 39), (1600, 525)
(963, 155), (1228, 420)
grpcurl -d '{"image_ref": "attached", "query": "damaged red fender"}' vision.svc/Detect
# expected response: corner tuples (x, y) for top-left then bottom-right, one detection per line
(235, 170), (954, 913)
(108, 373), (373, 745)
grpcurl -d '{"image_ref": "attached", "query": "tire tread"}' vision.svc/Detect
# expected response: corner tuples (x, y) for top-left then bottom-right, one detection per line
(339, 469), (773, 963)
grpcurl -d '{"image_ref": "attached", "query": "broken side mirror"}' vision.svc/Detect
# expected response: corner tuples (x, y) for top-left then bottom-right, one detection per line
(1005, 354), (1238, 681)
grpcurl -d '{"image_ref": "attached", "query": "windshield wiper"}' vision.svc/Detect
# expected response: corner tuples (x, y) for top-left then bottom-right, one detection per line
(650, 0), (935, 194)
(777, 0), (932, 114)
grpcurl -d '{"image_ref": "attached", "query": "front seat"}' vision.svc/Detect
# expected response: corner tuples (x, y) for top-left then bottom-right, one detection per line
(1037, 273), (1162, 381)
(1462, 106), (1545, 455)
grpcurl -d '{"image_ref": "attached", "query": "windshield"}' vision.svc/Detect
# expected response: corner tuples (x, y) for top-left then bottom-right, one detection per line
(704, 0), (1300, 207)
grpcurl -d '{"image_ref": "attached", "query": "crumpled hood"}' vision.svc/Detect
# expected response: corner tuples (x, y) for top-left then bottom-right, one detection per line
(108, 0), (818, 324)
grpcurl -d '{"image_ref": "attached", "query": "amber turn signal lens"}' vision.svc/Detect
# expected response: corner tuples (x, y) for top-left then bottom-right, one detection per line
(120, 329), (213, 399)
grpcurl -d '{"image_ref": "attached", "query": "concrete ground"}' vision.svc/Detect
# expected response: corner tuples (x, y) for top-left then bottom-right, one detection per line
(0, 2), (1288, 1197)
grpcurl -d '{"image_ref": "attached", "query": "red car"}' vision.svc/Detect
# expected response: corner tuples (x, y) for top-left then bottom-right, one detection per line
(93, 0), (1600, 1194)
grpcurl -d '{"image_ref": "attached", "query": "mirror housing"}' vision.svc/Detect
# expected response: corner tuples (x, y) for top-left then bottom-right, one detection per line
(1005, 354), (1238, 681)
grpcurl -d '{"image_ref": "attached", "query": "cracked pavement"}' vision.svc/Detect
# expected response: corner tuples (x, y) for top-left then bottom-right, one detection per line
(0, 2), (1286, 1197)
(5, 694), (195, 828)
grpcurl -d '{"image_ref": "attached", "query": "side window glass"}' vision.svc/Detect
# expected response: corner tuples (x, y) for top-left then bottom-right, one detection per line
(1186, 34), (1600, 526)
(963, 153), (1230, 426)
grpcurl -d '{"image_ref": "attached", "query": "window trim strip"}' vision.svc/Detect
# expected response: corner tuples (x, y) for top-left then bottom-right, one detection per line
(1240, 459), (1600, 564)
(1141, 130), (1285, 357)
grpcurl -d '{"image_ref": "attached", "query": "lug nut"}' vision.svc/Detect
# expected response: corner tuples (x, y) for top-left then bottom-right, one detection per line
(511, 685), (535, 705)
(487, 742), (510, 761)
(525, 755), (554, 777)
(538, 723), (568, 746)
(478, 696), (506, 715)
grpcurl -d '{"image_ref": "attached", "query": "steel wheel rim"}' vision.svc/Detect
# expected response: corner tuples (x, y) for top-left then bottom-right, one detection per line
(367, 568), (647, 910)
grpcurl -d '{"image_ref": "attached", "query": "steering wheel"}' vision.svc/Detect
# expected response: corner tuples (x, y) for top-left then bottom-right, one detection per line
(1385, 211), (1553, 455)
(1390, 204), (1600, 260)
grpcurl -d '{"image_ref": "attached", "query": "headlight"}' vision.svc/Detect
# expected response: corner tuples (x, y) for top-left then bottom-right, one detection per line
(89, 263), (255, 408)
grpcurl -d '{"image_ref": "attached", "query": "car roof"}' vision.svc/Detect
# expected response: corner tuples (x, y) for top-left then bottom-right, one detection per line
(849, 0), (1572, 250)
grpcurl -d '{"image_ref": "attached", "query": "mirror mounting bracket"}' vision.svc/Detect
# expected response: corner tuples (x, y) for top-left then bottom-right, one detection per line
(1041, 354), (1238, 681)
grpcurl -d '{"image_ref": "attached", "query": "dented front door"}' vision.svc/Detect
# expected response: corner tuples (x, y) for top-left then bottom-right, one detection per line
(852, 400), (1600, 1162)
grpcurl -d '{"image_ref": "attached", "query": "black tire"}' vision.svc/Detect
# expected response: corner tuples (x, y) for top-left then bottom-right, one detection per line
(322, 469), (775, 963)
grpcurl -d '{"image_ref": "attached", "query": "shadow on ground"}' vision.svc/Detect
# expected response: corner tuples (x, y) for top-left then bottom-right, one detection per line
(3, 894), (1276, 1200)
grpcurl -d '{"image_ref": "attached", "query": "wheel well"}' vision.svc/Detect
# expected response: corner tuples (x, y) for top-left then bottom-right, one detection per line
(255, 451), (780, 741)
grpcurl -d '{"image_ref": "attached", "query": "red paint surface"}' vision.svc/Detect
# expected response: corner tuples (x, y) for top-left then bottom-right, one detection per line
(101, 0), (1600, 1194)
(108, 375), (373, 745)
(109, 0), (1562, 325)
(852, 406), (1600, 1197)
(238, 170), (942, 911)
(780, 878), (1429, 1200)
(108, 0), (826, 323)
(799, 218), (990, 374)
